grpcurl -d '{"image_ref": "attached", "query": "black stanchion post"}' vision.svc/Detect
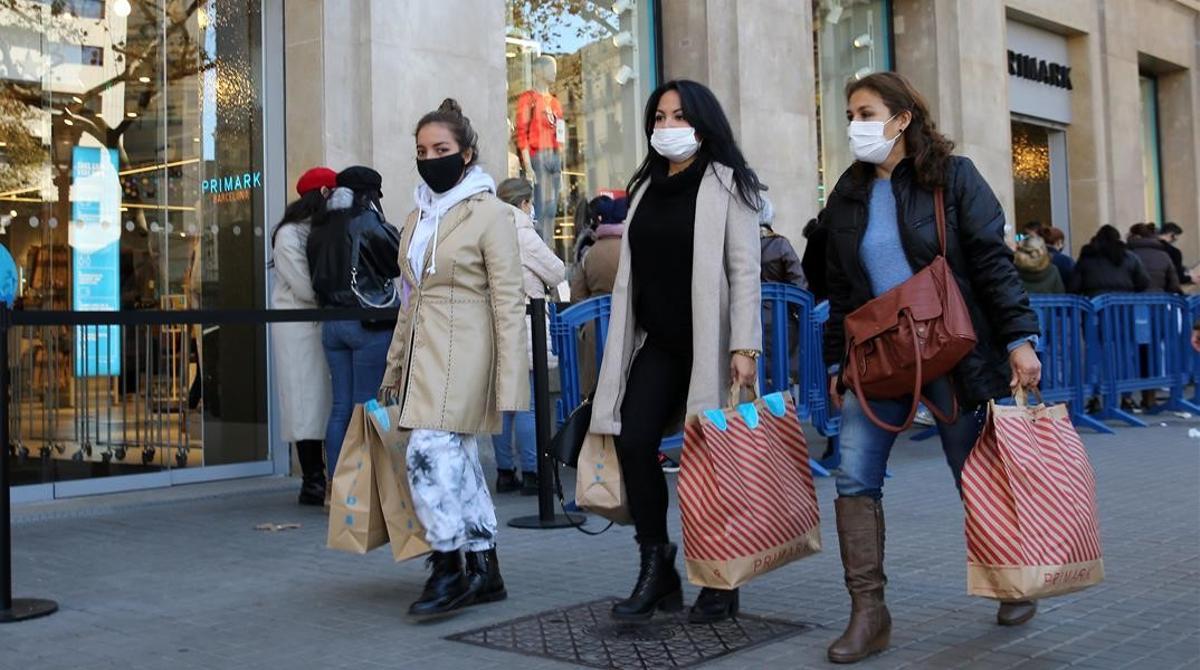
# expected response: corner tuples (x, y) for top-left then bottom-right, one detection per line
(509, 298), (584, 530)
(0, 304), (58, 623)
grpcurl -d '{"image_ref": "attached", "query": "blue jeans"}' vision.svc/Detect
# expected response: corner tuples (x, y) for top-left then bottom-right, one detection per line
(530, 150), (561, 242)
(837, 377), (985, 499)
(492, 373), (537, 473)
(322, 321), (392, 478)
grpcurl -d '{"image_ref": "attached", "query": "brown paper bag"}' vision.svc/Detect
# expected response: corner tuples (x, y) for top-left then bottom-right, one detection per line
(575, 432), (631, 525)
(363, 402), (431, 563)
(327, 406), (388, 554)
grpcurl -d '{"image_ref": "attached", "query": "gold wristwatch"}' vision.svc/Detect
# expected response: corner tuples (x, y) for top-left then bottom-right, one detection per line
(732, 349), (761, 360)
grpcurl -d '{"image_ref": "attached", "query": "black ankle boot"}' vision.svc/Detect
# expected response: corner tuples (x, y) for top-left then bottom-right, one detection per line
(611, 543), (683, 622)
(464, 548), (508, 605)
(688, 587), (740, 624)
(496, 469), (520, 493)
(409, 551), (471, 617)
(295, 440), (325, 506)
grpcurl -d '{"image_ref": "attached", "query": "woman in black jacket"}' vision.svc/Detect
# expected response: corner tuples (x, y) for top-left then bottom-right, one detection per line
(1068, 225), (1150, 296)
(822, 73), (1042, 663)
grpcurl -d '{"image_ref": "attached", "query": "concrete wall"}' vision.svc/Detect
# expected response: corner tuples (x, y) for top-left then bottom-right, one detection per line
(660, 0), (819, 243)
(284, 0), (506, 214)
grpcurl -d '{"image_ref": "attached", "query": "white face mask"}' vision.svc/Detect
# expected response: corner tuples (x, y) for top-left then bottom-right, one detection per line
(848, 114), (902, 164)
(651, 127), (702, 163)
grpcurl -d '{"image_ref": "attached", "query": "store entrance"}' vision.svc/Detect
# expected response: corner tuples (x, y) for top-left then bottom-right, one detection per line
(1011, 119), (1071, 245)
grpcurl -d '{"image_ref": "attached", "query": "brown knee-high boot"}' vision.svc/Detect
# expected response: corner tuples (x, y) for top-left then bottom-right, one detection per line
(828, 496), (891, 664)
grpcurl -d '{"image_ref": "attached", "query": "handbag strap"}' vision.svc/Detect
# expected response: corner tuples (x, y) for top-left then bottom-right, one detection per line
(934, 188), (947, 257)
(551, 465), (614, 536)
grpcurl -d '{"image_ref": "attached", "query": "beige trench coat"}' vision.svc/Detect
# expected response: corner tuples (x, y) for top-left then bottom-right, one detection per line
(589, 162), (762, 436)
(382, 193), (530, 434)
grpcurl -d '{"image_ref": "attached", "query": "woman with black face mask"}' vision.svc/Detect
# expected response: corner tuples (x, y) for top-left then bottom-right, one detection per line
(377, 98), (529, 619)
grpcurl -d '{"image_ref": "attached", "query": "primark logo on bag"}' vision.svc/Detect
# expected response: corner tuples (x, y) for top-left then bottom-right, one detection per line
(1043, 566), (1094, 588)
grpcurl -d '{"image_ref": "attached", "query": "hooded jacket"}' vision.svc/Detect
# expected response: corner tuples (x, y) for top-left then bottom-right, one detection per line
(571, 223), (623, 300)
(759, 228), (807, 288)
(1014, 237), (1065, 294)
(1128, 237), (1182, 293)
(822, 156), (1040, 408)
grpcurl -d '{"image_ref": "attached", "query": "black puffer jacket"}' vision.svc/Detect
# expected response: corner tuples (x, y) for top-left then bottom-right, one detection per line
(1068, 245), (1150, 297)
(760, 230), (807, 287)
(823, 156), (1039, 408)
(307, 187), (402, 309)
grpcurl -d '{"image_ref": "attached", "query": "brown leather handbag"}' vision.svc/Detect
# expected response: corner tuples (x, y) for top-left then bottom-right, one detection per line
(842, 189), (977, 432)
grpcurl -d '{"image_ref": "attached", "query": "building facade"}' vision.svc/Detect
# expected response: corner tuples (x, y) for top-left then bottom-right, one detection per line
(3, 0), (1197, 500)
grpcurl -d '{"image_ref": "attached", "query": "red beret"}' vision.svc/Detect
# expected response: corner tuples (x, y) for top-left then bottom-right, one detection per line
(296, 167), (337, 196)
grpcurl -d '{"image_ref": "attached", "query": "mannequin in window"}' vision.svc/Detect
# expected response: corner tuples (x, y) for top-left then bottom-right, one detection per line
(515, 55), (565, 242)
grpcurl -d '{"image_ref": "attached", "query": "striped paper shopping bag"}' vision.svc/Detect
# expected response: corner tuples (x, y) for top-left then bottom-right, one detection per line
(679, 390), (821, 590)
(962, 397), (1105, 600)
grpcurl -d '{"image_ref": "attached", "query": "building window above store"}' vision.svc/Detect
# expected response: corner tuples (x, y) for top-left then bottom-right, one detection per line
(504, 0), (657, 260)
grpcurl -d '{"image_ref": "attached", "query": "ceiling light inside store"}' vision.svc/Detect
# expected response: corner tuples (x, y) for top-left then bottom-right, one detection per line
(612, 0), (635, 14)
(853, 34), (872, 48)
(198, 8), (209, 28)
(193, 137), (200, 143)
(127, 111), (137, 118)
(63, 118), (73, 126)
(854, 67), (873, 80)
(113, 0), (131, 17)
(8, 211), (15, 217)
(138, 76), (151, 83)
(71, 96), (82, 104)
(612, 31), (634, 48)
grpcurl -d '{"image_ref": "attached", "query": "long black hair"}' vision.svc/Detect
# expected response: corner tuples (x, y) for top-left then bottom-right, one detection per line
(271, 189), (326, 249)
(1088, 224), (1127, 266)
(626, 79), (765, 210)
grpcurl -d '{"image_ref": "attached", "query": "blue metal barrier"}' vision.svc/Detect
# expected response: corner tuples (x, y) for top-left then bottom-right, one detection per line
(549, 296), (611, 425)
(1189, 295), (1200, 403)
(1029, 295), (1113, 434)
(1090, 293), (1200, 427)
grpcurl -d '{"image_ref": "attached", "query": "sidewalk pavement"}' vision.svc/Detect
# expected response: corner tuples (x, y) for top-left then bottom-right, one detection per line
(4, 414), (1199, 670)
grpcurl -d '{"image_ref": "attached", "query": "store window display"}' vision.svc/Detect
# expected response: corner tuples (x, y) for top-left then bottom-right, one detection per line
(505, 0), (656, 259)
(0, 0), (269, 489)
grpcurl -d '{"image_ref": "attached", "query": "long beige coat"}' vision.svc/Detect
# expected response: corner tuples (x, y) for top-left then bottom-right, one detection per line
(382, 193), (530, 434)
(269, 220), (331, 442)
(589, 162), (762, 436)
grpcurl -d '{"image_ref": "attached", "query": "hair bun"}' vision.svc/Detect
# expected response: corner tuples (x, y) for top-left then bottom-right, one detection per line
(438, 98), (463, 116)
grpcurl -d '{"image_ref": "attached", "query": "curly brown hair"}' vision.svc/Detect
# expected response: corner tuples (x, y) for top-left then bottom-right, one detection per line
(845, 72), (955, 191)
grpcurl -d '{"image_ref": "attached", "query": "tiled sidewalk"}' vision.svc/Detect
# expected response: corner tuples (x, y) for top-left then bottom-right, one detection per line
(4, 415), (1198, 669)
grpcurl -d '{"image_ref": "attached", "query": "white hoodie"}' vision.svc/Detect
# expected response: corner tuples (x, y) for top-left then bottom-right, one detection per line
(408, 166), (496, 282)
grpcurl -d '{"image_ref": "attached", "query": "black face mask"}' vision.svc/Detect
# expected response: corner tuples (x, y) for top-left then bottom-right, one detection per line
(417, 154), (466, 194)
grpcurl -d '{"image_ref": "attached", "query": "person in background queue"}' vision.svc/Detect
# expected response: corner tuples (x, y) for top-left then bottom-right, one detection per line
(307, 165), (400, 493)
(378, 99), (528, 618)
(1127, 223), (1181, 294)
(1068, 225), (1149, 297)
(588, 79), (763, 625)
(1041, 226), (1074, 287)
(1158, 222), (1190, 286)
(822, 72), (1042, 663)
(271, 167), (336, 506)
(491, 177), (566, 495)
(1014, 235), (1065, 294)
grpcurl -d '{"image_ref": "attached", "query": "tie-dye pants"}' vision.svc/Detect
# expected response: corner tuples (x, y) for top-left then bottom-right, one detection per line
(406, 430), (498, 553)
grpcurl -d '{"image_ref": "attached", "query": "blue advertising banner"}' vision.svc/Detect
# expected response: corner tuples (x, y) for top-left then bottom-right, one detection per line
(71, 146), (122, 377)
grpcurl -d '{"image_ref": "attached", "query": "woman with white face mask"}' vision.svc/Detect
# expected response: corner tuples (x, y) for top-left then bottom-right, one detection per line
(822, 72), (1042, 663)
(588, 79), (764, 625)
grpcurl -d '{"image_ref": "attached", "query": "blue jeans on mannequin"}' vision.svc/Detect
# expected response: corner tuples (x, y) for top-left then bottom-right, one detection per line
(836, 377), (986, 499)
(322, 321), (392, 479)
(530, 150), (561, 242)
(492, 373), (537, 474)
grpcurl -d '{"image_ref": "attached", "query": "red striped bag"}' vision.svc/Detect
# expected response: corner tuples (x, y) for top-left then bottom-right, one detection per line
(962, 393), (1104, 600)
(679, 389), (821, 590)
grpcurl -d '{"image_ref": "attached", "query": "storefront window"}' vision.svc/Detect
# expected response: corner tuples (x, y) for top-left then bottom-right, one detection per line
(1139, 75), (1163, 225)
(1, 0), (268, 487)
(504, 0), (656, 259)
(1011, 121), (1053, 233)
(813, 0), (892, 204)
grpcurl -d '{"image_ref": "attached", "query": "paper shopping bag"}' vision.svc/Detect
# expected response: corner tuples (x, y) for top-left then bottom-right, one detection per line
(327, 405), (388, 554)
(962, 396), (1104, 600)
(679, 390), (821, 590)
(575, 432), (632, 525)
(362, 401), (431, 563)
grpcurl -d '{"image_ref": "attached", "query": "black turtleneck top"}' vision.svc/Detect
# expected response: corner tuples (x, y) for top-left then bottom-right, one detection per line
(628, 156), (708, 355)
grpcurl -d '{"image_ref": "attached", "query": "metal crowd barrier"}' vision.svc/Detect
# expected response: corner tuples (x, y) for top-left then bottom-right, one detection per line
(1189, 295), (1200, 404)
(1090, 294), (1200, 427)
(1028, 295), (1113, 434)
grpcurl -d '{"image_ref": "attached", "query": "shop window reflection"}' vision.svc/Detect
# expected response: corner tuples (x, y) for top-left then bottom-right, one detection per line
(1, 0), (267, 487)
(505, 0), (654, 262)
(1011, 121), (1053, 234)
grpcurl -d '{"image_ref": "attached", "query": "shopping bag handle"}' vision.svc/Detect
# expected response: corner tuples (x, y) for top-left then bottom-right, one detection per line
(1013, 385), (1044, 408)
(729, 382), (760, 407)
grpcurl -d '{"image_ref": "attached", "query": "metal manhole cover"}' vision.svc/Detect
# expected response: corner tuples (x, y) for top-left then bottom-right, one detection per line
(446, 597), (813, 669)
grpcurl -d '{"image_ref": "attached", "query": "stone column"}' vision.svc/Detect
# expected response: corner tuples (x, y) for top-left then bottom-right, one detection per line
(284, 1), (506, 207)
(660, 0), (820, 243)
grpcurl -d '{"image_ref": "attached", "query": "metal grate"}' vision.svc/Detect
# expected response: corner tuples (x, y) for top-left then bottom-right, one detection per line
(446, 597), (813, 669)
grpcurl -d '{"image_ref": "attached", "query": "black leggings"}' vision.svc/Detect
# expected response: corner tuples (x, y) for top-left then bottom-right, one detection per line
(616, 340), (691, 546)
